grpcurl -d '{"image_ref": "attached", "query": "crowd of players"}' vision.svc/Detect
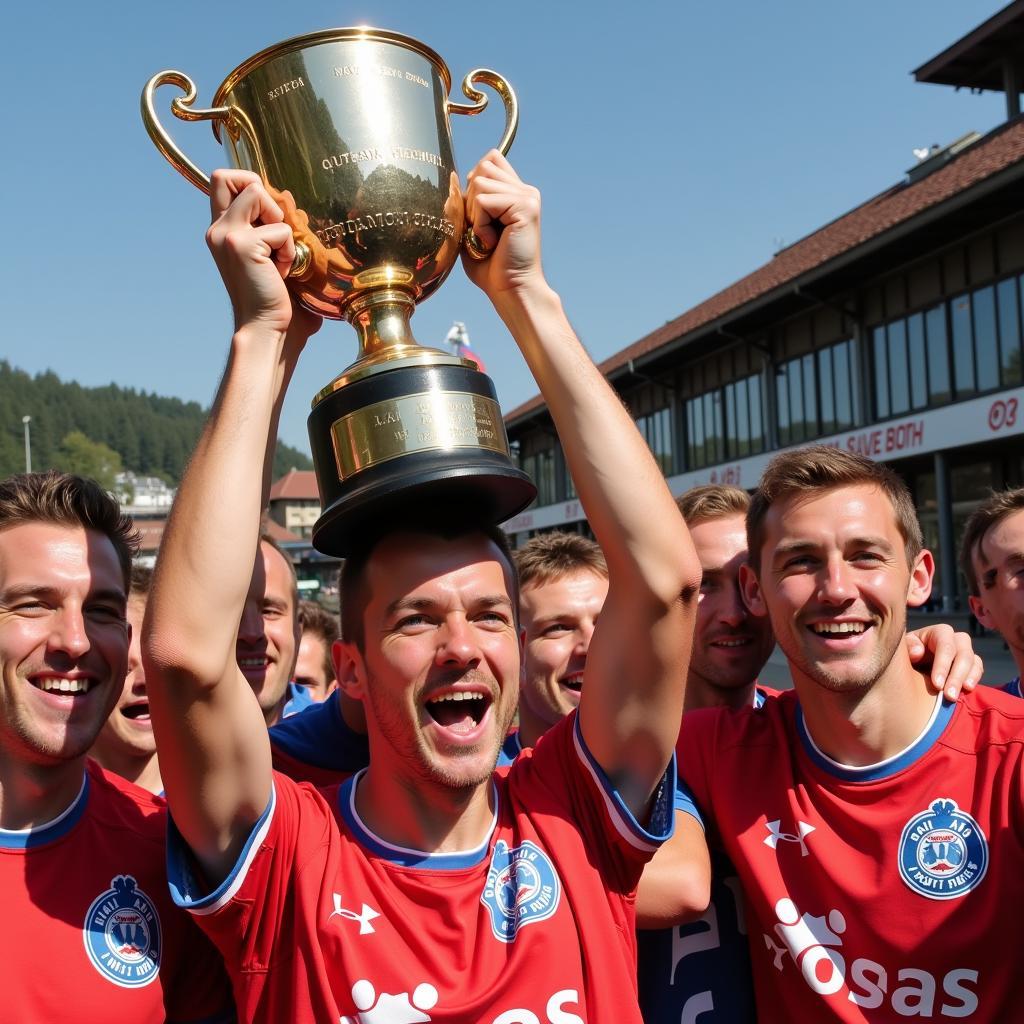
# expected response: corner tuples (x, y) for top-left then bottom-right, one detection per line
(2, 154), (1022, 1022)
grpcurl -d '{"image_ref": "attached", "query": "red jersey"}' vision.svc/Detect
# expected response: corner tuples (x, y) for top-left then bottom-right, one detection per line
(169, 713), (673, 1023)
(0, 759), (233, 1024)
(677, 687), (1024, 1022)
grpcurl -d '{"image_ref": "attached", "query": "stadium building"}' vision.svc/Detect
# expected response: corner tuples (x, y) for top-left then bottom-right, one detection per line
(503, 1), (1024, 617)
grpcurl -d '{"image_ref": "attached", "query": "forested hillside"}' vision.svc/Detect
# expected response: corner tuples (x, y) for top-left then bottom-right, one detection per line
(0, 361), (312, 487)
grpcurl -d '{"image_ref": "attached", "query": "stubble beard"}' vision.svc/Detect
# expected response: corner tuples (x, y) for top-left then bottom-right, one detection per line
(365, 674), (516, 792)
(786, 612), (904, 697)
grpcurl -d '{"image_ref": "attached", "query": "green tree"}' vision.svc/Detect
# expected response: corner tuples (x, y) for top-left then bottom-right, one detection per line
(55, 431), (123, 490)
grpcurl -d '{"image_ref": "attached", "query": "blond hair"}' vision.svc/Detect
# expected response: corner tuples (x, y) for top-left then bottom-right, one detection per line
(514, 531), (607, 590)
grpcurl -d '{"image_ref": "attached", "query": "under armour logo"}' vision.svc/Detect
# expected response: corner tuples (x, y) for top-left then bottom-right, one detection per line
(329, 893), (381, 935)
(339, 979), (438, 1023)
(763, 819), (816, 856)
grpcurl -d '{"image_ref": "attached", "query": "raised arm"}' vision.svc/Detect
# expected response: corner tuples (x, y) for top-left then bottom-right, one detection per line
(144, 170), (321, 882)
(463, 154), (701, 819)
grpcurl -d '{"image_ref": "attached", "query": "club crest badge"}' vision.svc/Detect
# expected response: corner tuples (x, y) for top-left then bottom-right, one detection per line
(898, 798), (988, 901)
(83, 875), (161, 987)
(480, 839), (560, 942)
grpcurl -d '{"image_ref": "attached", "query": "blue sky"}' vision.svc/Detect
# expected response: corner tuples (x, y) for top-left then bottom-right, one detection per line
(4, 1), (1008, 453)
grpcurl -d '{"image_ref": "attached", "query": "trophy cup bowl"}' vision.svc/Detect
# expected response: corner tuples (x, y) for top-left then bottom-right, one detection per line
(142, 27), (536, 556)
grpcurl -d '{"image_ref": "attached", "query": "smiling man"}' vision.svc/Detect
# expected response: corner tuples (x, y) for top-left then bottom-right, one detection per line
(145, 154), (700, 1023)
(511, 531), (610, 755)
(239, 533), (311, 726)
(0, 472), (232, 1023)
(90, 564), (163, 794)
(676, 445), (1024, 1022)
(960, 486), (1024, 696)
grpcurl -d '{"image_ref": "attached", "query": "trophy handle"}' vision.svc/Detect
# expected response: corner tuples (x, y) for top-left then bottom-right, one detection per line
(141, 70), (311, 276)
(141, 70), (231, 196)
(449, 69), (519, 261)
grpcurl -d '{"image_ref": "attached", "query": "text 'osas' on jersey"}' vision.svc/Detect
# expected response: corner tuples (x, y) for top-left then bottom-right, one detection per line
(677, 687), (1024, 1023)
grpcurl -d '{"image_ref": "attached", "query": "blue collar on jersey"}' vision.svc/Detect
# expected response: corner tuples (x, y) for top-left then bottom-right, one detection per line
(1003, 677), (1022, 699)
(0, 771), (88, 849)
(795, 692), (955, 783)
(337, 769), (498, 869)
(496, 730), (522, 766)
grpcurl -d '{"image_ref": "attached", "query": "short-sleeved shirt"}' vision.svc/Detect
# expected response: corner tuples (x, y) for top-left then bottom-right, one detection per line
(169, 713), (674, 1024)
(269, 690), (369, 787)
(677, 687), (1024, 1022)
(0, 759), (234, 1024)
(637, 684), (774, 1024)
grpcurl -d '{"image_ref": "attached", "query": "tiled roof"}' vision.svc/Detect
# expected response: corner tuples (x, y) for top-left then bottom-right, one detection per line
(263, 518), (303, 543)
(269, 469), (320, 501)
(506, 118), (1024, 425)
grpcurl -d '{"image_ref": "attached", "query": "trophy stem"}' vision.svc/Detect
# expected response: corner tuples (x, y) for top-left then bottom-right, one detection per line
(347, 289), (428, 367)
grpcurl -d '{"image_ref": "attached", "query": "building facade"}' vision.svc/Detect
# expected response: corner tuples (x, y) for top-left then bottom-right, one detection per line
(504, 3), (1024, 615)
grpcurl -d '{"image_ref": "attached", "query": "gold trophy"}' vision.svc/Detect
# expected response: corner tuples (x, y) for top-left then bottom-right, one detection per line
(142, 27), (535, 555)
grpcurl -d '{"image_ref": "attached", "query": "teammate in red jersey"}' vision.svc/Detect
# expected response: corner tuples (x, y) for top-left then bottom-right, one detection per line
(511, 530), (710, 931)
(642, 483), (980, 1024)
(145, 153), (701, 1023)
(960, 486), (1024, 697)
(677, 445), (1024, 1022)
(0, 471), (233, 1023)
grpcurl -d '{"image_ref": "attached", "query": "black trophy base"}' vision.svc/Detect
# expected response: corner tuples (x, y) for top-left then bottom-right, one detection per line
(308, 360), (536, 558)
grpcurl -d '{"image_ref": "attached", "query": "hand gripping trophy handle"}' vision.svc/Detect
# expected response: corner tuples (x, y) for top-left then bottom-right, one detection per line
(140, 70), (313, 278)
(448, 69), (519, 261)
(140, 64), (520, 272)
(141, 31), (537, 555)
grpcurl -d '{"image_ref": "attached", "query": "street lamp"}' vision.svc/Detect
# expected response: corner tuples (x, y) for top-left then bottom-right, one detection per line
(22, 416), (31, 473)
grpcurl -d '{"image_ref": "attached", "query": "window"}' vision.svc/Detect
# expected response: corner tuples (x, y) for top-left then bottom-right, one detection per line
(724, 373), (765, 459)
(635, 407), (674, 473)
(948, 275), (1023, 399)
(997, 274), (1023, 387)
(777, 339), (856, 442)
(887, 318), (910, 415)
(950, 293), (975, 397)
(686, 389), (724, 469)
(872, 301), (954, 417)
(520, 446), (557, 506)
(973, 285), (999, 393)
(925, 305), (951, 404)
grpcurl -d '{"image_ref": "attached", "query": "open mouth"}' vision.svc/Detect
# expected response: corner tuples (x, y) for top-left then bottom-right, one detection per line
(559, 673), (583, 694)
(424, 690), (491, 736)
(121, 702), (151, 721)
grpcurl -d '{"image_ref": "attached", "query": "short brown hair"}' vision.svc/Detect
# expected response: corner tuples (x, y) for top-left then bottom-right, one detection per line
(130, 563), (153, 598)
(340, 522), (518, 650)
(676, 484), (750, 525)
(959, 487), (1024, 596)
(746, 445), (922, 569)
(0, 472), (138, 588)
(298, 599), (338, 683)
(514, 531), (607, 590)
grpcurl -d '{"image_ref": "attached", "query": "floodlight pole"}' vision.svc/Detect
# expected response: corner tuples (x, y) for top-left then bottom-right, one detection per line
(22, 416), (31, 474)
